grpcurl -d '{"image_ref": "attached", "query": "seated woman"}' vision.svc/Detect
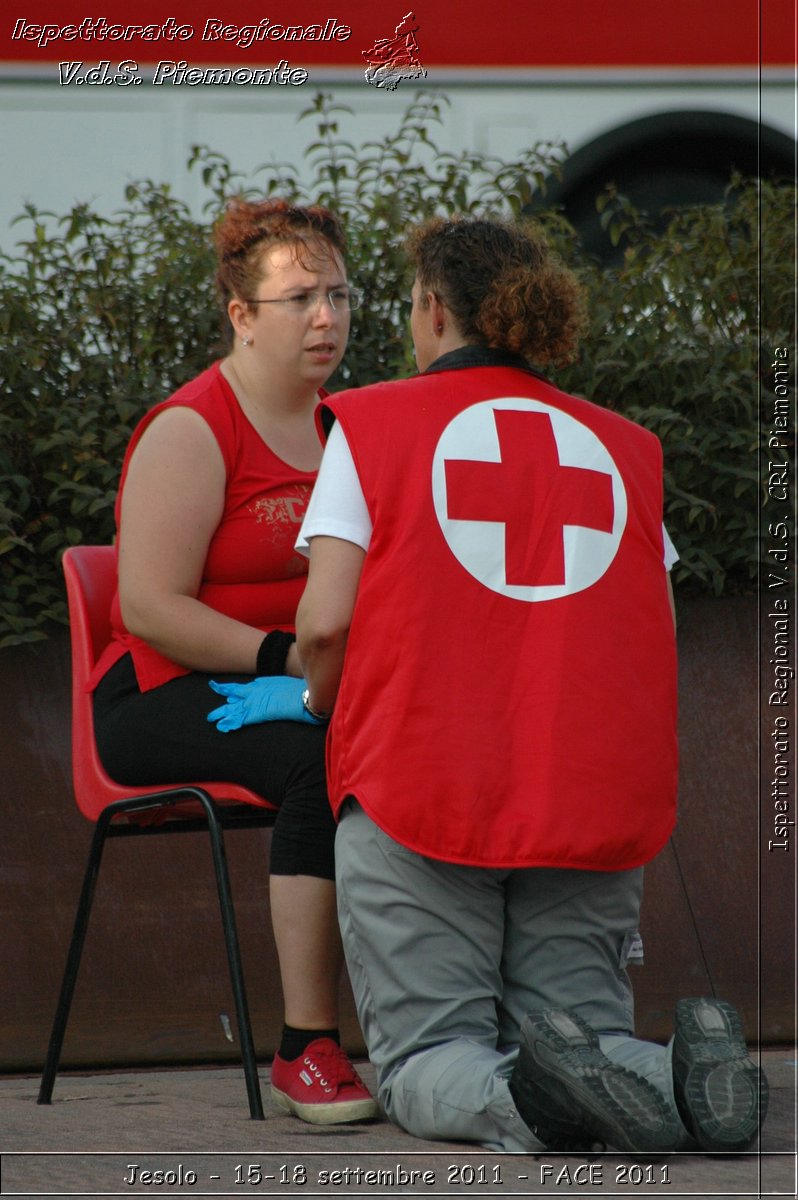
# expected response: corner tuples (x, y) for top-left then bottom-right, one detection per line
(90, 196), (378, 1125)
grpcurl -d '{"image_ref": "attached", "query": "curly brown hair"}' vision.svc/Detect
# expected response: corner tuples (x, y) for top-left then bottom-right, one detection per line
(214, 197), (346, 329)
(405, 215), (586, 367)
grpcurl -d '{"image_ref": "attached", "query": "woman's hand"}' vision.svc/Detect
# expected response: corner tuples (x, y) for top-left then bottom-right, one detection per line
(207, 677), (323, 731)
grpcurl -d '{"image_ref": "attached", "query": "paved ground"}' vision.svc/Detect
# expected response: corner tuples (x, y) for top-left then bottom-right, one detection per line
(0, 1049), (794, 1199)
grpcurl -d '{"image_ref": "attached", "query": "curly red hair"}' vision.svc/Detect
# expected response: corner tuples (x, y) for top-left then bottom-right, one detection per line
(214, 196), (346, 317)
(406, 215), (586, 367)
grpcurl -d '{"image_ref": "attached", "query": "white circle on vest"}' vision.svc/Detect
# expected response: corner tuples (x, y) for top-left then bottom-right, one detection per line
(431, 397), (628, 601)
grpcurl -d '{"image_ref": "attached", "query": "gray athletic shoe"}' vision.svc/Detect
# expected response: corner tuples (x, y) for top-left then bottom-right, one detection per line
(509, 1008), (680, 1153)
(672, 998), (768, 1151)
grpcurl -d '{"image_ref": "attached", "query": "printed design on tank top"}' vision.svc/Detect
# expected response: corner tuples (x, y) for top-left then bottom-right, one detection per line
(431, 398), (627, 601)
(249, 482), (312, 575)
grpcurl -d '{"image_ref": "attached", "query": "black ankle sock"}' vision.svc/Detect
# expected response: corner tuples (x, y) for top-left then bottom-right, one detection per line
(279, 1025), (340, 1061)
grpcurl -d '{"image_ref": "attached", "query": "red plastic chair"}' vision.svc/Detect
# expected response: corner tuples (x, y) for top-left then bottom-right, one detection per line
(38, 545), (278, 1119)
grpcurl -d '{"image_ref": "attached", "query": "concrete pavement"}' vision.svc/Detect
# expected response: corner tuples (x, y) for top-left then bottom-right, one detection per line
(0, 1049), (795, 1198)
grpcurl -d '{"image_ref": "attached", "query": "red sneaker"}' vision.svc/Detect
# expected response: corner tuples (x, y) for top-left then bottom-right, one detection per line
(270, 1038), (380, 1124)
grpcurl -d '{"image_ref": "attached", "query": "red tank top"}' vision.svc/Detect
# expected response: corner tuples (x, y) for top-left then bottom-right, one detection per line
(324, 363), (678, 870)
(90, 361), (319, 691)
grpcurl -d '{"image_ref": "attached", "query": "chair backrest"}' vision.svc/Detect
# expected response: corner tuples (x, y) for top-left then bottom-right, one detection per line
(63, 545), (118, 675)
(63, 545), (124, 820)
(62, 545), (275, 822)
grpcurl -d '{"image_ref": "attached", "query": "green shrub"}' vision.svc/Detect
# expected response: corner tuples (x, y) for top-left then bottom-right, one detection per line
(0, 183), (221, 645)
(0, 92), (791, 645)
(557, 178), (794, 596)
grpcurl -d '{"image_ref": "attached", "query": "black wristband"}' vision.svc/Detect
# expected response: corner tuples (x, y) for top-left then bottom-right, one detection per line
(256, 631), (296, 676)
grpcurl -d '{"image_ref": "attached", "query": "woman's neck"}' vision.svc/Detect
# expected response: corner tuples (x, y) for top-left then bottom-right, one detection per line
(220, 354), (322, 471)
(221, 352), (318, 418)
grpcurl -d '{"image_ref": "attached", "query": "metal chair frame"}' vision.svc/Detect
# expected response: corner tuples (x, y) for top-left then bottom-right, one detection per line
(37, 546), (277, 1120)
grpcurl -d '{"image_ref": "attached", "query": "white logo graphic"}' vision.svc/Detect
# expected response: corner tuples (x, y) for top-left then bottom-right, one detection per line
(431, 398), (627, 602)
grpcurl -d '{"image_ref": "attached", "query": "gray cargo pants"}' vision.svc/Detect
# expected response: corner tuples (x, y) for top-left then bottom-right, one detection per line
(336, 800), (687, 1152)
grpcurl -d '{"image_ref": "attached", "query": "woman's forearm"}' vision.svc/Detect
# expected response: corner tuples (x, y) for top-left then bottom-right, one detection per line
(296, 625), (348, 716)
(295, 535), (365, 714)
(121, 589), (265, 675)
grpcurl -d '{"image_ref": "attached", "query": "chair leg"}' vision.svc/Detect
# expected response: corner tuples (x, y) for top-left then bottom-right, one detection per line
(39, 794), (265, 1119)
(201, 800), (265, 1121)
(38, 813), (112, 1104)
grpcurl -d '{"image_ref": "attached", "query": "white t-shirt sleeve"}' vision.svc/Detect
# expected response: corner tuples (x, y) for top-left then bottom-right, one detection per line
(662, 525), (678, 571)
(296, 419), (373, 556)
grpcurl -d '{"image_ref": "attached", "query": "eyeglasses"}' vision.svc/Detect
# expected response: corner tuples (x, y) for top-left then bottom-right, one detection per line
(246, 287), (362, 313)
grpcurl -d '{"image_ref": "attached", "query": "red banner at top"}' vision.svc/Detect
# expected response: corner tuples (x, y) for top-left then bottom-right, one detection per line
(1, 0), (791, 68)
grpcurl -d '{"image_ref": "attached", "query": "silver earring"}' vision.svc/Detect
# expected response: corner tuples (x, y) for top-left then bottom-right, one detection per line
(241, 336), (251, 346)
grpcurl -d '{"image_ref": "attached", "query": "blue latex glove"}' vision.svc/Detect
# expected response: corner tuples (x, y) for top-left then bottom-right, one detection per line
(207, 677), (322, 732)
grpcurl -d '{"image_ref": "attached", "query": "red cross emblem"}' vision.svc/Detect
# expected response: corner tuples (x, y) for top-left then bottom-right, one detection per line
(445, 409), (615, 586)
(432, 399), (626, 602)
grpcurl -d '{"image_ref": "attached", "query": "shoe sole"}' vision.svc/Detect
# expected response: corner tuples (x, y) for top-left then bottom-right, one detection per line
(270, 1083), (380, 1125)
(512, 1010), (680, 1153)
(672, 999), (768, 1151)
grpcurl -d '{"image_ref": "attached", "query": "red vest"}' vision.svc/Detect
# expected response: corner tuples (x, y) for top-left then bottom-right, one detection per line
(324, 363), (678, 870)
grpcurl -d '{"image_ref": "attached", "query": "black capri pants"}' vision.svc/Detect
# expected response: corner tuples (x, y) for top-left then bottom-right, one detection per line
(93, 654), (335, 879)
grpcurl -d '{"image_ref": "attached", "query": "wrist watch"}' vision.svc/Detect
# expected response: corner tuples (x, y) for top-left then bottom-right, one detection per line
(301, 688), (331, 722)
